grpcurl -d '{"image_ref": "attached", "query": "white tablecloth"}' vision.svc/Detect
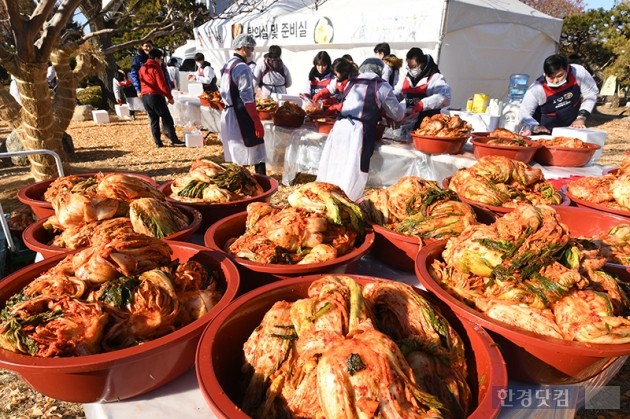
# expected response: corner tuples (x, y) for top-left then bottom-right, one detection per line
(280, 133), (609, 187)
(170, 95), (202, 128)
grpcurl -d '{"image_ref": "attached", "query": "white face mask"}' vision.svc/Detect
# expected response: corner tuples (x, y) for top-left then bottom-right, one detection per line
(546, 78), (567, 88)
(408, 67), (421, 78)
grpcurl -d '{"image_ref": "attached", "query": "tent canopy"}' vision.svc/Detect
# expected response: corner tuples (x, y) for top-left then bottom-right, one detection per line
(196, 0), (563, 107)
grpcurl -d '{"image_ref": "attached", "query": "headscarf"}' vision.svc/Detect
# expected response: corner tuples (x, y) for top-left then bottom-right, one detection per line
(232, 34), (256, 49)
(358, 58), (384, 77)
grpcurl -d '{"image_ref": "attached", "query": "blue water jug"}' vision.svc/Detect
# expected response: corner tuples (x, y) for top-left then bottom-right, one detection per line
(508, 74), (529, 101)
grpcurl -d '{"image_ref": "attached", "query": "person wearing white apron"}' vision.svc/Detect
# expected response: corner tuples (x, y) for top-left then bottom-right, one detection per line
(219, 34), (266, 175)
(317, 58), (405, 201)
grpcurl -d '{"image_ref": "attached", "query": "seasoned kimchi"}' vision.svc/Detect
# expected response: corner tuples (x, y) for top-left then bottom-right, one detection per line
(168, 160), (263, 204)
(241, 276), (471, 418)
(447, 155), (563, 207)
(430, 204), (630, 344)
(360, 176), (480, 240)
(226, 182), (366, 264)
(0, 235), (224, 357)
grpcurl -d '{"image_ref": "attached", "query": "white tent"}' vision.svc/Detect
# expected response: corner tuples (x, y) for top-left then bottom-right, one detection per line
(195, 0), (563, 108)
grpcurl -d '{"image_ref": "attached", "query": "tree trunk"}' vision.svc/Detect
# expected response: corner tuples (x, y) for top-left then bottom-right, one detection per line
(16, 62), (67, 181)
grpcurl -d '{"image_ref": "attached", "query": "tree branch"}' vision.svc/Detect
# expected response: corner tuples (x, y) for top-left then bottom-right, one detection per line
(29, 0), (58, 33)
(102, 26), (183, 55)
(4, 0), (24, 35)
(38, 0), (84, 57)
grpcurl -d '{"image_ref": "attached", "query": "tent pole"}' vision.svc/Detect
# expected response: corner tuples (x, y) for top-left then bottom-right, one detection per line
(437, 0), (450, 64)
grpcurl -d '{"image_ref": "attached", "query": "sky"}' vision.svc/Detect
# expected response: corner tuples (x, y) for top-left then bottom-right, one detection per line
(583, 0), (618, 10)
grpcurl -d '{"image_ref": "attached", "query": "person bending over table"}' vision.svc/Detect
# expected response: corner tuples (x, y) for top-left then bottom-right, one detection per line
(518, 54), (598, 135)
(311, 57), (354, 112)
(219, 34), (266, 175)
(393, 47), (451, 130)
(316, 58), (405, 201)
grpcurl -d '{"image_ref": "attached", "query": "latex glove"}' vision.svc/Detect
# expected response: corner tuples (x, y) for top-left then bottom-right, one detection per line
(312, 89), (331, 103)
(327, 102), (343, 113)
(244, 102), (265, 138)
(385, 117), (400, 129)
(410, 101), (424, 115)
(532, 125), (551, 134)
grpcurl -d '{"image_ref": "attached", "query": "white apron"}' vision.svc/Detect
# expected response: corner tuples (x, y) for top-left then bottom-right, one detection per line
(316, 120), (368, 201)
(219, 56), (266, 166)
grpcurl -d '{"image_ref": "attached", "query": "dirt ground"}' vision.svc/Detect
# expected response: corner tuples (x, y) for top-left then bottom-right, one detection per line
(0, 105), (629, 418)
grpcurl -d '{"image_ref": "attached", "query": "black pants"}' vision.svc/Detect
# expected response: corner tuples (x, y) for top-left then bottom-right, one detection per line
(141, 94), (178, 146)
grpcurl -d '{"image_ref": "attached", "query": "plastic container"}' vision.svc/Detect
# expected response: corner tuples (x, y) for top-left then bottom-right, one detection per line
(551, 127), (607, 163)
(196, 275), (507, 419)
(471, 93), (489, 113)
(22, 205), (203, 259)
(507, 74), (529, 101)
(471, 136), (542, 163)
(410, 133), (468, 155)
(159, 174), (279, 231)
(184, 131), (204, 147)
(534, 141), (600, 167)
(115, 104), (130, 118)
(91, 110), (109, 124)
(0, 242), (240, 402)
(416, 241), (630, 384)
(204, 211), (375, 294)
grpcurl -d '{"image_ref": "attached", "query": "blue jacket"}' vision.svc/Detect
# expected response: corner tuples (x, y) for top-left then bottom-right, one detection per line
(130, 50), (172, 93)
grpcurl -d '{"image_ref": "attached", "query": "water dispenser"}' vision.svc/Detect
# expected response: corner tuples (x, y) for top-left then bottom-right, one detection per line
(508, 74), (529, 101)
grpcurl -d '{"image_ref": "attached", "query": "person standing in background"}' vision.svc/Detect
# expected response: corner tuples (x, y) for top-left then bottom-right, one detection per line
(382, 54), (402, 88)
(316, 58), (405, 200)
(46, 63), (57, 90)
(518, 54), (598, 135)
(139, 48), (183, 148)
(253, 45), (292, 98)
(188, 53), (218, 93)
(394, 47), (451, 129)
(219, 34), (266, 175)
(166, 58), (180, 91)
(374, 43), (392, 85)
(302, 51), (333, 98)
(130, 40), (172, 98)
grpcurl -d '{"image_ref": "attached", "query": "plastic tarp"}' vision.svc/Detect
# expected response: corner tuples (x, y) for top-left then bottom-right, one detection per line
(195, 0), (562, 108)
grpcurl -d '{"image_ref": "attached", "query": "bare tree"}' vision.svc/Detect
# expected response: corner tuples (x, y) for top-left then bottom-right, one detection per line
(0, 0), (278, 181)
(520, 0), (585, 18)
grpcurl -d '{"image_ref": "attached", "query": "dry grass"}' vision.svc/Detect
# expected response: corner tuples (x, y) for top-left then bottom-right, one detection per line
(0, 105), (628, 418)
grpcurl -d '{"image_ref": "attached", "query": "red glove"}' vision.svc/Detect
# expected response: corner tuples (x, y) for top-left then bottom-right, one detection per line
(312, 89), (331, 103)
(244, 102), (265, 138)
(327, 102), (343, 113)
(411, 101), (424, 114)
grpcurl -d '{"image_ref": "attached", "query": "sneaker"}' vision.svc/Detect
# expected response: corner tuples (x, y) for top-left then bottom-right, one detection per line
(171, 140), (185, 146)
(155, 142), (164, 148)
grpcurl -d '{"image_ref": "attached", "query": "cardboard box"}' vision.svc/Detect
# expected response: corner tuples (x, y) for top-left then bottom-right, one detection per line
(92, 110), (110, 124)
(551, 127), (607, 163)
(115, 104), (130, 118)
(184, 132), (203, 147)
